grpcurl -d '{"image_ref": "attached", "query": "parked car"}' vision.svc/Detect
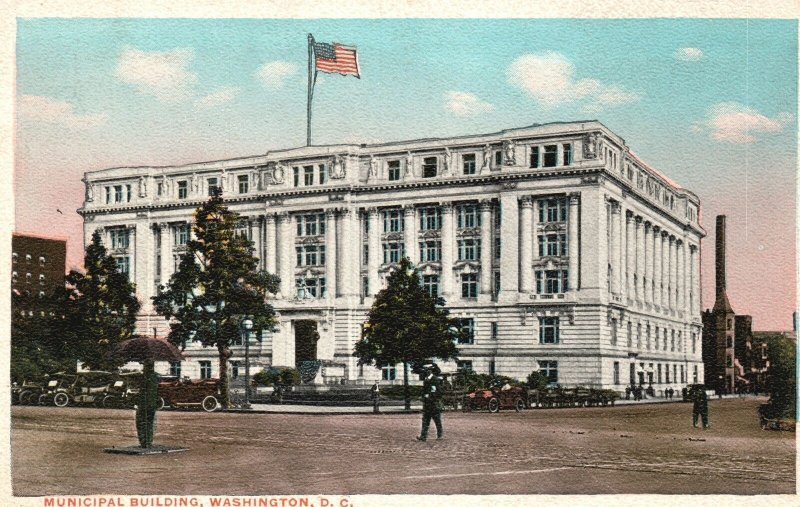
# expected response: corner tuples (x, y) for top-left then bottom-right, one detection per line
(101, 372), (142, 409)
(158, 378), (221, 412)
(463, 384), (527, 413)
(39, 371), (114, 407)
(37, 373), (77, 407)
(12, 379), (44, 405)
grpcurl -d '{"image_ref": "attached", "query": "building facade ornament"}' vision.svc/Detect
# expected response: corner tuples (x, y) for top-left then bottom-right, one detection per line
(443, 147), (453, 175)
(271, 162), (286, 184)
(503, 139), (516, 165)
(583, 132), (600, 159)
(368, 156), (378, 178)
(138, 176), (147, 198)
(330, 155), (346, 179)
(482, 144), (492, 171)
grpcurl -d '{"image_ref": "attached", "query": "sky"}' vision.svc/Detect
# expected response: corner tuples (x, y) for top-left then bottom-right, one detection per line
(14, 18), (797, 331)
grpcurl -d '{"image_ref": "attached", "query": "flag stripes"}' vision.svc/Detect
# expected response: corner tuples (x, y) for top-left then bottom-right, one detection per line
(314, 42), (360, 78)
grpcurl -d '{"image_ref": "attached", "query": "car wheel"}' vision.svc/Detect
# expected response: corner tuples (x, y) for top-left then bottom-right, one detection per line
(102, 395), (118, 409)
(158, 397), (166, 410)
(201, 396), (219, 412)
(18, 391), (32, 405)
(488, 397), (500, 413)
(38, 394), (50, 406)
(53, 392), (70, 407)
(515, 398), (525, 412)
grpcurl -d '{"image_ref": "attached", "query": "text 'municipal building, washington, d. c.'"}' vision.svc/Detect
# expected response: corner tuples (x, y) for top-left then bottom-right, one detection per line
(79, 121), (705, 391)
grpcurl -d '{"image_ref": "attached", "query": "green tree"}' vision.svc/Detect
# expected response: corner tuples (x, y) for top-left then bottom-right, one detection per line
(526, 371), (550, 391)
(353, 257), (460, 410)
(153, 189), (280, 408)
(55, 231), (141, 371)
(763, 333), (796, 419)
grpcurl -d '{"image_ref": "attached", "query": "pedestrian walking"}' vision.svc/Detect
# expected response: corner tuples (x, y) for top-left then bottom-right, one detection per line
(692, 387), (709, 429)
(371, 380), (380, 414)
(136, 361), (160, 448)
(416, 364), (444, 441)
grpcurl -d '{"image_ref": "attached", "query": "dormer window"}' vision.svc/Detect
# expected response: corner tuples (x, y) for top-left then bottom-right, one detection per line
(422, 157), (437, 178)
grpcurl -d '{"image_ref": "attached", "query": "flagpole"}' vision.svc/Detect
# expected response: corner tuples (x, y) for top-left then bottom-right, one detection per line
(307, 33), (314, 146)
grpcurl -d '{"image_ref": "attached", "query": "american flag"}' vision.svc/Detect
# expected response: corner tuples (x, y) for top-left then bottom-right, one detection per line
(314, 41), (360, 78)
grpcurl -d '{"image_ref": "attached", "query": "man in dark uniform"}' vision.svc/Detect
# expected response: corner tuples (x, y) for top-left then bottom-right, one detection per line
(371, 380), (381, 414)
(136, 361), (160, 448)
(416, 364), (444, 441)
(692, 386), (709, 429)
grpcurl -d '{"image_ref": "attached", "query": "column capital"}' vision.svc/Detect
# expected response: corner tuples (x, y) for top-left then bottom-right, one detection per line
(365, 206), (379, 216)
(519, 196), (534, 208)
(277, 211), (291, 222)
(568, 192), (580, 204)
(625, 209), (634, 221)
(158, 222), (169, 231)
(403, 204), (415, 215)
(634, 215), (643, 225)
(668, 234), (676, 242)
(325, 208), (339, 218)
(651, 224), (661, 233)
(479, 199), (493, 212)
(264, 212), (277, 223)
(661, 230), (670, 239)
(689, 244), (698, 253)
(440, 202), (454, 213)
(676, 239), (684, 246)
(126, 223), (137, 231)
(610, 200), (622, 213)
(644, 220), (652, 230)
(339, 207), (354, 217)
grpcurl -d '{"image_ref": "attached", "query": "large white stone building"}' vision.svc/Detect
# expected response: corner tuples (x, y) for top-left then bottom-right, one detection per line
(79, 121), (705, 391)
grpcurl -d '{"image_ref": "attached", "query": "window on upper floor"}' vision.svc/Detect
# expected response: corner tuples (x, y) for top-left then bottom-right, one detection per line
(114, 185), (124, 203)
(388, 160), (401, 181)
(177, 181), (188, 199)
(454, 318), (475, 344)
(422, 275), (439, 297)
(296, 244), (326, 267)
(382, 241), (404, 264)
(296, 213), (326, 237)
(494, 150), (502, 166)
(419, 207), (442, 231)
(457, 239), (481, 261)
(296, 276), (326, 299)
(238, 175), (249, 194)
(115, 256), (130, 279)
(537, 233), (568, 257)
(539, 360), (558, 384)
(491, 322), (498, 340)
(456, 204), (481, 229)
(543, 145), (558, 167)
(318, 164), (328, 184)
(110, 228), (130, 249)
(463, 153), (476, 175)
(293, 167), (300, 187)
(535, 270), (569, 294)
(530, 146), (540, 168)
(422, 157), (438, 178)
(539, 317), (560, 344)
(563, 143), (573, 166)
(460, 273), (479, 299)
(175, 224), (189, 246)
(105, 186), (112, 204)
(419, 240), (441, 263)
(494, 237), (501, 260)
(382, 209), (404, 233)
(304, 165), (314, 186)
(539, 198), (568, 223)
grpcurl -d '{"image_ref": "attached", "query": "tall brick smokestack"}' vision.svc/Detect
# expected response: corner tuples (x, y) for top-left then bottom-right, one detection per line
(715, 215), (726, 297)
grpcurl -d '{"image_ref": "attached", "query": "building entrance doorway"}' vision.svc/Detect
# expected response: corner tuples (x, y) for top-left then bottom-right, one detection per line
(294, 320), (319, 364)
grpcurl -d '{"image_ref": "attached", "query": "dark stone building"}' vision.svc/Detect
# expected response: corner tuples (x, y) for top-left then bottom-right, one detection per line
(11, 232), (67, 316)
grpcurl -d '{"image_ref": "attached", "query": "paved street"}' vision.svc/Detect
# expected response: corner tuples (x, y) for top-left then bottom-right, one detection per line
(11, 396), (795, 496)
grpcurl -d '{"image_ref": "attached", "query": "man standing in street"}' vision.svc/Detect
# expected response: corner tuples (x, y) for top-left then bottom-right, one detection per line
(136, 360), (160, 448)
(417, 363), (444, 441)
(693, 386), (709, 429)
(371, 380), (381, 414)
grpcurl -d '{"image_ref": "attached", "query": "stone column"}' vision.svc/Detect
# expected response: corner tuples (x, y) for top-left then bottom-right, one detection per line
(531, 197), (538, 260)
(403, 205), (417, 265)
(568, 194), (580, 292)
(667, 235), (676, 310)
(635, 217), (644, 301)
(480, 200), (493, 296)
(440, 203), (454, 300)
(249, 217), (262, 270)
(264, 214), (277, 275)
(610, 201), (621, 295)
(367, 207), (380, 296)
(677, 240), (685, 313)
(325, 209), (338, 300)
(500, 193), (520, 300)
(653, 225), (662, 308)
(519, 196), (533, 293)
(278, 212), (294, 299)
(661, 231), (669, 307)
(133, 223), (151, 313)
(160, 223), (174, 283)
(625, 211), (634, 300)
(643, 222), (652, 304)
(341, 208), (359, 298)
(691, 244), (700, 317)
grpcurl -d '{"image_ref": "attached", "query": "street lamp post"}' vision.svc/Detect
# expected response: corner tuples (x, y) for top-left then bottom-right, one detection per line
(241, 317), (254, 408)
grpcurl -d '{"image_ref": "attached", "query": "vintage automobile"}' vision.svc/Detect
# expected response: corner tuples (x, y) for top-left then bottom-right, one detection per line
(101, 372), (142, 409)
(463, 384), (527, 413)
(528, 386), (620, 408)
(39, 371), (116, 407)
(158, 377), (221, 412)
(13, 379), (44, 405)
(757, 403), (796, 432)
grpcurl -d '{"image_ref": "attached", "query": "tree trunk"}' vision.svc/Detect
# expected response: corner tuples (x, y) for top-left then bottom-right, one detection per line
(218, 344), (232, 409)
(403, 361), (410, 411)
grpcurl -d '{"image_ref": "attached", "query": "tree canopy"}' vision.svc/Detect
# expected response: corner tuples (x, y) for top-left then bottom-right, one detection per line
(153, 189), (280, 407)
(763, 333), (796, 419)
(353, 256), (460, 408)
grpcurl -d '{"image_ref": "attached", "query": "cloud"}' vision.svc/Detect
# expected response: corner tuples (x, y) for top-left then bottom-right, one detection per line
(256, 61), (298, 88)
(692, 102), (793, 143)
(507, 52), (639, 112)
(17, 94), (108, 129)
(115, 47), (197, 101)
(194, 86), (240, 110)
(675, 47), (704, 61)
(445, 91), (494, 117)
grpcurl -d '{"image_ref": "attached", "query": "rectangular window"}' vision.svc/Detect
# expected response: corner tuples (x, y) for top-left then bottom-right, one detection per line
(538, 317), (560, 344)
(105, 186), (112, 204)
(126, 184), (132, 202)
(673, 364), (678, 382)
(238, 175), (249, 194)
(382, 242), (404, 264)
(230, 361), (240, 379)
(388, 160), (401, 181)
(680, 365), (685, 383)
(613, 361), (620, 384)
(304, 165), (314, 186)
(462, 153), (476, 175)
(611, 318), (618, 345)
(295, 276), (326, 299)
(419, 207), (442, 231)
(535, 270), (568, 294)
(318, 164), (328, 184)
(362, 276), (369, 297)
(530, 147), (540, 168)
(456, 204), (481, 229)
(207, 177), (219, 196)
(296, 214), (326, 237)
(665, 366), (670, 383)
(563, 144), (572, 166)
(169, 361), (181, 377)
(296, 245), (326, 266)
(115, 256), (130, 278)
(200, 361), (212, 379)
(491, 322), (498, 340)
(419, 240), (442, 263)
(543, 145), (558, 167)
(538, 234), (568, 257)
(658, 364), (664, 384)
(422, 157), (438, 178)
(671, 330), (676, 351)
(177, 181), (188, 199)
(382, 209), (404, 232)
(293, 167), (300, 187)
(156, 182), (164, 197)
(461, 273), (479, 299)
(494, 150), (502, 166)
(110, 228), (130, 249)
(175, 225), (189, 246)
(493, 271), (500, 296)
(457, 360), (473, 373)
(454, 318), (475, 344)
(538, 360), (558, 384)
(422, 274), (439, 297)
(381, 365), (396, 381)
(539, 198), (568, 223)
(489, 360), (496, 376)
(494, 237), (501, 260)
(457, 239), (481, 261)
(363, 244), (369, 265)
